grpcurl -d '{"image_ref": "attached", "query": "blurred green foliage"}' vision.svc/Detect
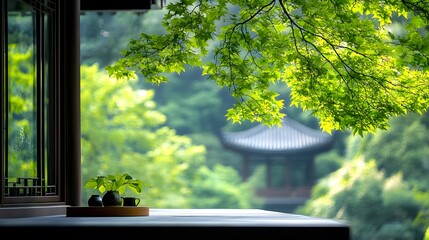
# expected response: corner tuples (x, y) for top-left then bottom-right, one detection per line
(80, 64), (263, 209)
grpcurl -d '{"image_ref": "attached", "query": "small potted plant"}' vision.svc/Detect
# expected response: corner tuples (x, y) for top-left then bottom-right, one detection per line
(85, 173), (151, 207)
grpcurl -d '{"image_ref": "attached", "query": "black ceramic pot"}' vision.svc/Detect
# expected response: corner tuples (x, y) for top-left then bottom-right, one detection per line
(88, 194), (103, 206)
(102, 191), (122, 206)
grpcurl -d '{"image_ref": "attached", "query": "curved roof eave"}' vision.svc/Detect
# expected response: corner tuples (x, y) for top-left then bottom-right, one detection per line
(221, 117), (334, 155)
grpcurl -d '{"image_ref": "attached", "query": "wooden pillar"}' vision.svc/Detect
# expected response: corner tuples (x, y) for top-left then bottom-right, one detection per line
(284, 159), (291, 190)
(242, 154), (250, 181)
(62, 0), (81, 206)
(306, 156), (315, 186)
(266, 157), (272, 187)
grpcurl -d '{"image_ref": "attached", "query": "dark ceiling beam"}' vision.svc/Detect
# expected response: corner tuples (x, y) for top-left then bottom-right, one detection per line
(80, 0), (162, 12)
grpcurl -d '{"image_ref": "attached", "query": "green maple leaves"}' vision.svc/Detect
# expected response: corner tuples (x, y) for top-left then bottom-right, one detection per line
(108, 0), (429, 135)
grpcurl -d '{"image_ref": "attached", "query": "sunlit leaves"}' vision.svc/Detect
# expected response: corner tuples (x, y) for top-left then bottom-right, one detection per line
(108, 0), (429, 135)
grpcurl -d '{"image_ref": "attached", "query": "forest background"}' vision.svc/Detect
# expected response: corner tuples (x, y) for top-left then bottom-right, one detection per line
(79, 8), (429, 240)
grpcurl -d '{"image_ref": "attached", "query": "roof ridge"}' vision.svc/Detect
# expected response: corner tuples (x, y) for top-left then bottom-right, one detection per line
(221, 116), (333, 154)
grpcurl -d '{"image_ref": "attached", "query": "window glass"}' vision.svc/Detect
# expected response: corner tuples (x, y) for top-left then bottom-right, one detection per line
(6, 0), (38, 196)
(5, 0), (57, 198)
(42, 2), (56, 196)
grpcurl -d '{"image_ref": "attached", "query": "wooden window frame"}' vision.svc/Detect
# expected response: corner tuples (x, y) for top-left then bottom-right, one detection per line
(0, 0), (81, 217)
(0, 0), (157, 217)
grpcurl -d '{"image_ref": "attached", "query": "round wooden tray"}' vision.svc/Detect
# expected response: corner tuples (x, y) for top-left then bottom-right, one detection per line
(66, 206), (149, 217)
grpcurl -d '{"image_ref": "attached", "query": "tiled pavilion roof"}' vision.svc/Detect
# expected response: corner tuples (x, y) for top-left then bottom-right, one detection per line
(221, 117), (333, 155)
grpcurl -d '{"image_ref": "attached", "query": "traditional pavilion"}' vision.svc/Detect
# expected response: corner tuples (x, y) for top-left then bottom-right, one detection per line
(221, 117), (334, 212)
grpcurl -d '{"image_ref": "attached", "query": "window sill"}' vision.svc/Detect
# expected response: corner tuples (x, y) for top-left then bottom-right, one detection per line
(0, 205), (68, 218)
(0, 208), (350, 239)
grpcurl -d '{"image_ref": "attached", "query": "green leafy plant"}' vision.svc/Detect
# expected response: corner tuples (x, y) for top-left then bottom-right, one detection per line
(107, 0), (429, 136)
(85, 173), (151, 195)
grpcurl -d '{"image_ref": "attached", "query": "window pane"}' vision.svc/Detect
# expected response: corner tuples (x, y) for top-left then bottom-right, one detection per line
(5, 0), (59, 200)
(4, 0), (59, 200)
(43, 8), (56, 196)
(6, 0), (38, 196)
